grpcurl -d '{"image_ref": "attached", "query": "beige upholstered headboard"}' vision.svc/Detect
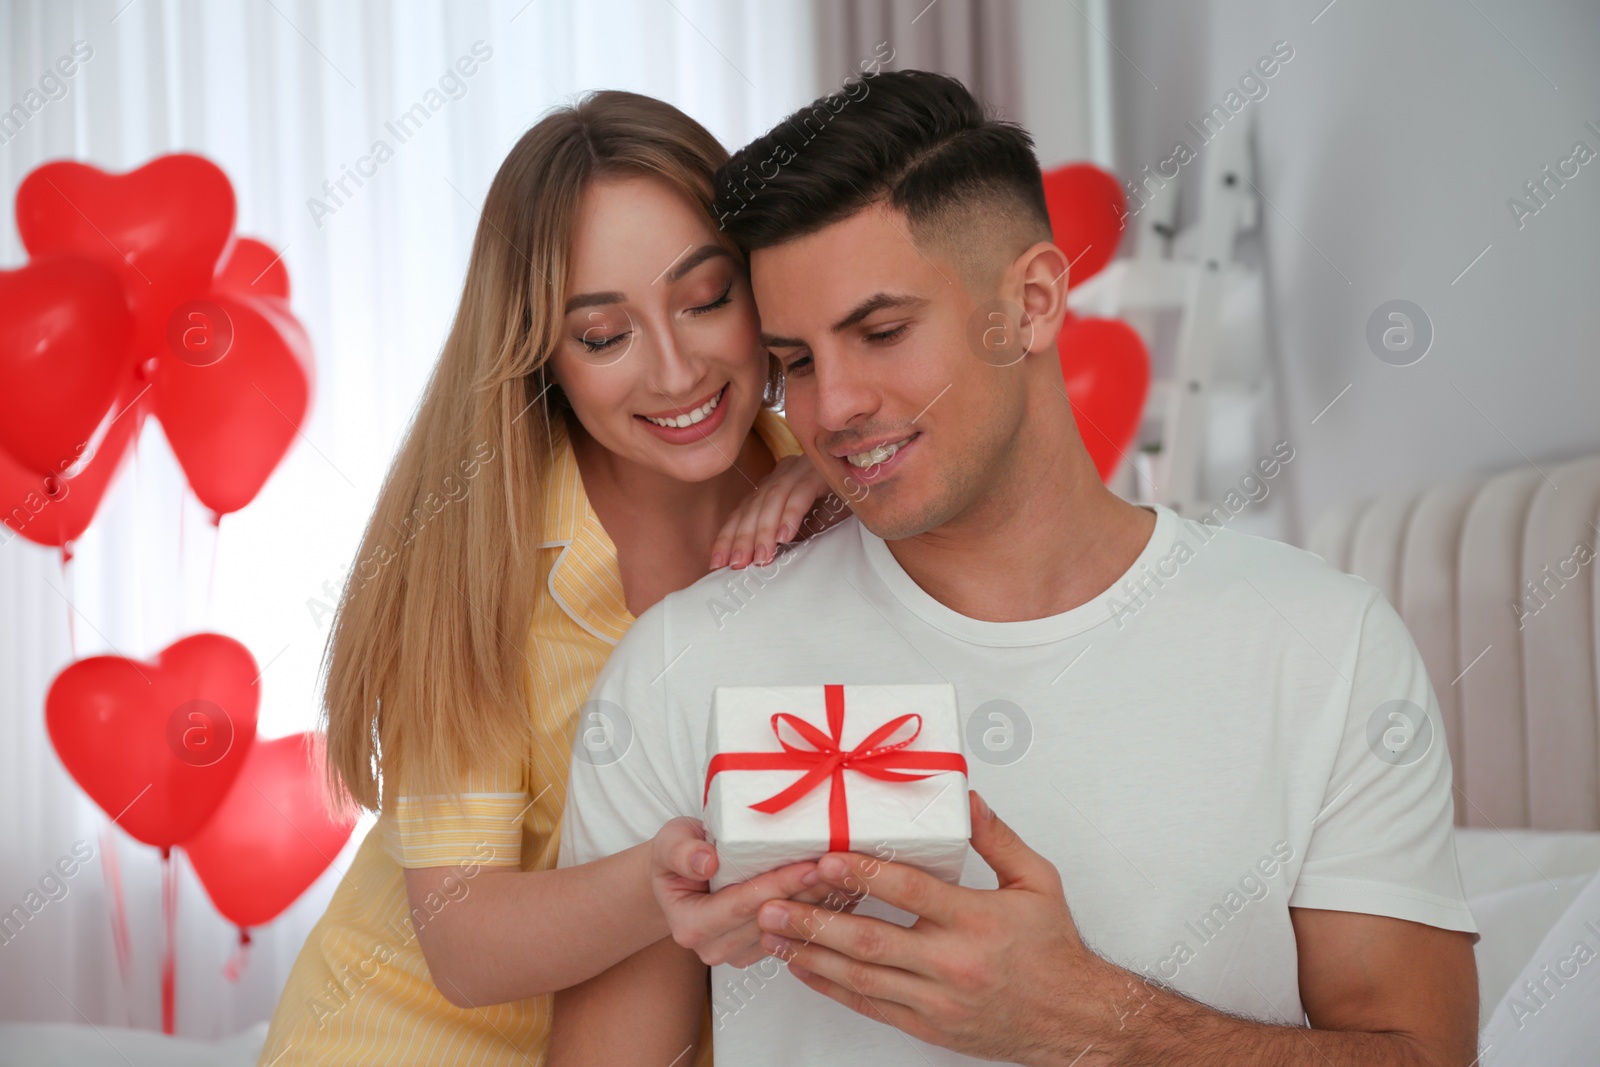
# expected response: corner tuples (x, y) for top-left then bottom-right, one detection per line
(1308, 457), (1600, 831)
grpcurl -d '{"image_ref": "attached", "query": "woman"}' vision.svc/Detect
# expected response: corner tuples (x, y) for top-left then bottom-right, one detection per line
(259, 91), (834, 1065)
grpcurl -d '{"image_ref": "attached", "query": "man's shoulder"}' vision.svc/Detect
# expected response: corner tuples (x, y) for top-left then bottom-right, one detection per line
(1163, 512), (1380, 617)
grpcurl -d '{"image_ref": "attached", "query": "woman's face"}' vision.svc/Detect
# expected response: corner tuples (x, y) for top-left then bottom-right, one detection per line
(549, 174), (767, 484)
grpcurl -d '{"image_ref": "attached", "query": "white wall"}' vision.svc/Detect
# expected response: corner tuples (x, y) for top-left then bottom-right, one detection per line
(1020, 0), (1600, 542)
(1013, 0), (1094, 168)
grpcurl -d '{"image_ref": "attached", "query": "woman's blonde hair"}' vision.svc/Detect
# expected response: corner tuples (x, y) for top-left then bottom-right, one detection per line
(322, 91), (775, 811)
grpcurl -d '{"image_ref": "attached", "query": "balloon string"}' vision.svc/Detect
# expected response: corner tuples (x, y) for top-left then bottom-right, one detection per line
(223, 927), (252, 982)
(99, 826), (133, 1020)
(61, 548), (76, 657)
(206, 517), (221, 615)
(161, 847), (177, 1035)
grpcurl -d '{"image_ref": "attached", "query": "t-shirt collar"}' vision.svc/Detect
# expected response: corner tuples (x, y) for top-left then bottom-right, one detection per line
(856, 504), (1178, 646)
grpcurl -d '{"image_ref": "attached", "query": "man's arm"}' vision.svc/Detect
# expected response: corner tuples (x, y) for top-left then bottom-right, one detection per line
(548, 936), (708, 1066)
(1073, 908), (1478, 1065)
(1291, 907), (1478, 1061)
(756, 792), (1479, 1066)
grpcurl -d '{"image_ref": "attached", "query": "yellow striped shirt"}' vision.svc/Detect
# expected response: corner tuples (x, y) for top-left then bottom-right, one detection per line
(259, 409), (800, 1065)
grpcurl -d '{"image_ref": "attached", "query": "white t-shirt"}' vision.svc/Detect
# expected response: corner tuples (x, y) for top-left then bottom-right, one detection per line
(559, 506), (1478, 1066)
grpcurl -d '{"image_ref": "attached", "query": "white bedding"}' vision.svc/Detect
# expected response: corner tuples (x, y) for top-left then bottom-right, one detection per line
(1456, 829), (1600, 1066)
(3, 830), (1596, 1065)
(0, 1021), (265, 1066)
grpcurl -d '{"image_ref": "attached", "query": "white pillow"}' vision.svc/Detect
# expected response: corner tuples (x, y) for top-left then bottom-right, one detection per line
(1453, 828), (1600, 1028)
(1477, 864), (1600, 1064)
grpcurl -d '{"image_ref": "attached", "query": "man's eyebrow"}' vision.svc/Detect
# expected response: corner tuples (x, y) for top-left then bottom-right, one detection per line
(760, 330), (807, 349)
(760, 292), (928, 350)
(831, 292), (927, 333)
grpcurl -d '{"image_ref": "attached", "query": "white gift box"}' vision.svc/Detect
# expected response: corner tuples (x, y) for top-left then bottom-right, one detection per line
(702, 683), (970, 891)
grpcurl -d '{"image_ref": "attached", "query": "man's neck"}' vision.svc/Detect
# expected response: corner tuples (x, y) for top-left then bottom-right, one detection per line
(883, 371), (1156, 625)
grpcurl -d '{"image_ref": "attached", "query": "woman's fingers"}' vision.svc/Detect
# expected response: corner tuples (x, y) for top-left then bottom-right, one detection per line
(727, 483), (769, 568)
(712, 455), (844, 570)
(651, 816), (716, 884)
(709, 487), (763, 570)
(668, 860), (820, 965)
(750, 480), (802, 565)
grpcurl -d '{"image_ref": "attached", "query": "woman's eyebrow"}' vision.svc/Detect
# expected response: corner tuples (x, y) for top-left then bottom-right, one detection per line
(660, 243), (729, 284)
(564, 290), (625, 313)
(563, 245), (730, 313)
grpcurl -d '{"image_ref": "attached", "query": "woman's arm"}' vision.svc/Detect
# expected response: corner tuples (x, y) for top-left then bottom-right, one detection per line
(547, 936), (707, 1066)
(406, 836), (823, 1007)
(406, 844), (659, 1007)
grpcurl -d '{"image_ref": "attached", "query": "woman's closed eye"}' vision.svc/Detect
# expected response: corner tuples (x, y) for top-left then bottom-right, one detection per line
(579, 330), (629, 353)
(575, 310), (631, 353)
(685, 282), (733, 316)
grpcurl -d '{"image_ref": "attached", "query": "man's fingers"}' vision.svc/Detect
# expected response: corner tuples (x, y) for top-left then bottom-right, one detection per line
(790, 881), (862, 910)
(765, 934), (930, 1017)
(811, 852), (958, 925)
(756, 900), (927, 974)
(967, 790), (1061, 893)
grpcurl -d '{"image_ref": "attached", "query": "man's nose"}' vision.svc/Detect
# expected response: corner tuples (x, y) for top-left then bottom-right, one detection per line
(811, 347), (879, 431)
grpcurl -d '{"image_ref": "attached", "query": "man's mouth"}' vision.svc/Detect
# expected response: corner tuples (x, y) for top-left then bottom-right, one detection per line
(844, 435), (915, 469)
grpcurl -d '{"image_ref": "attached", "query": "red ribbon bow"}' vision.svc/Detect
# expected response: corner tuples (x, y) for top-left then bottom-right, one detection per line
(703, 684), (968, 853)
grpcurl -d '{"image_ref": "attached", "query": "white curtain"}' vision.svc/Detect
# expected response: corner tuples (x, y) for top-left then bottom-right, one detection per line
(0, 0), (819, 1037)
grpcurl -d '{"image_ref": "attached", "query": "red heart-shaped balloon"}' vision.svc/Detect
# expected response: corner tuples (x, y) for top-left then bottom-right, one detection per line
(150, 290), (313, 518)
(45, 633), (260, 848)
(0, 255), (134, 475)
(1059, 312), (1151, 481)
(1, 376), (147, 553)
(184, 733), (356, 929)
(1041, 163), (1127, 287)
(215, 237), (290, 301)
(16, 155), (235, 360)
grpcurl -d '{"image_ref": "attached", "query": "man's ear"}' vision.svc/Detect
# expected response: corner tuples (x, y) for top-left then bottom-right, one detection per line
(1012, 241), (1072, 358)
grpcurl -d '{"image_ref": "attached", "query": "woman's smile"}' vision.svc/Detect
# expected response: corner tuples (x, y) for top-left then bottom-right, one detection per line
(635, 382), (731, 442)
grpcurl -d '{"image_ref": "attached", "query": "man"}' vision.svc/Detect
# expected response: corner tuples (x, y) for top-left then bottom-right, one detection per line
(550, 70), (1479, 1066)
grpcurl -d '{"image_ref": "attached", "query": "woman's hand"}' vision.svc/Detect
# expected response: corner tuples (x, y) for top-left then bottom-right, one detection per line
(650, 817), (851, 967)
(710, 454), (852, 570)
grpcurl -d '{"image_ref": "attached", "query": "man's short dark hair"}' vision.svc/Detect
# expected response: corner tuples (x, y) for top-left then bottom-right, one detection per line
(714, 69), (1052, 267)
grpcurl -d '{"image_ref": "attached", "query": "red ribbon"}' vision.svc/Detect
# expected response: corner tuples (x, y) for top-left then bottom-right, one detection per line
(703, 684), (967, 853)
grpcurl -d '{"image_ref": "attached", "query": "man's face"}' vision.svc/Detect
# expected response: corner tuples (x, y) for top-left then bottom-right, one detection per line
(752, 206), (1027, 540)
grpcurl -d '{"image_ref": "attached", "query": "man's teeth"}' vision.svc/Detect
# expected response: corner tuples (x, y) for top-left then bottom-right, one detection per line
(846, 438), (912, 469)
(644, 389), (723, 428)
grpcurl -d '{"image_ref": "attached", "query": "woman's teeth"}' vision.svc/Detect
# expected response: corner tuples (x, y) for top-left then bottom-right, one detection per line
(846, 437), (911, 469)
(644, 389), (722, 428)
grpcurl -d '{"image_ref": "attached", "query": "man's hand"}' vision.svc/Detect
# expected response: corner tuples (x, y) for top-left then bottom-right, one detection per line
(752, 790), (1115, 1064)
(652, 816), (845, 967)
(755, 791), (1479, 1067)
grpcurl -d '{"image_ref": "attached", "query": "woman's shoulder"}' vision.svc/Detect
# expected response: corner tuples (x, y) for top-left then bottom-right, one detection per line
(752, 406), (804, 460)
